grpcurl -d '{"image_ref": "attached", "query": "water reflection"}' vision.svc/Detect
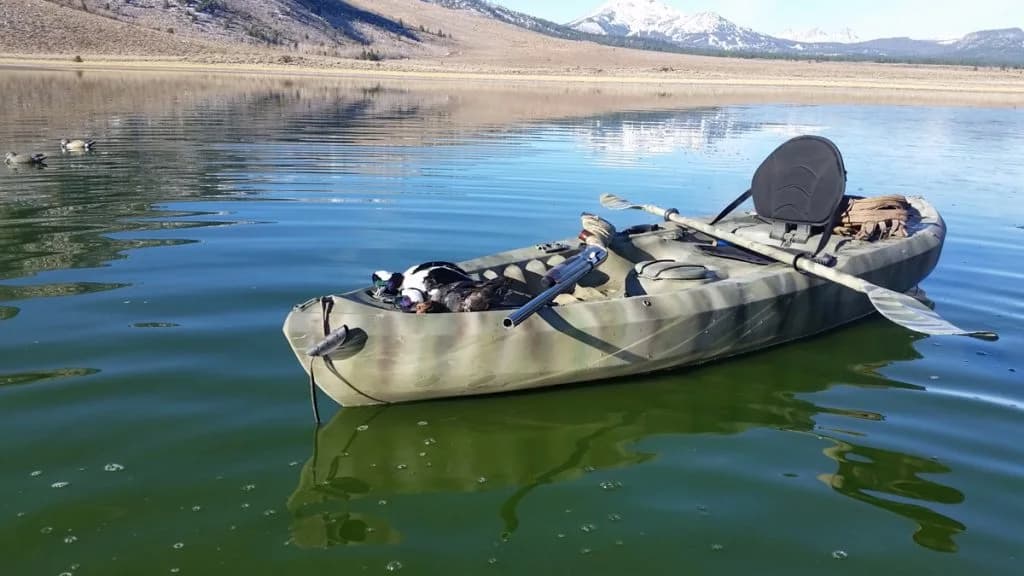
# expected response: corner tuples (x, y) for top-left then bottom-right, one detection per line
(819, 441), (965, 553)
(288, 456), (401, 547)
(0, 367), (100, 388)
(0, 69), (832, 298)
(0, 69), (800, 323)
(3, 162), (47, 171)
(287, 322), (966, 553)
(576, 109), (821, 158)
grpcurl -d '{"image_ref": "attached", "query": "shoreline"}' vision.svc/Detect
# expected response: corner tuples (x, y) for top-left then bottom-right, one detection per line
(2, 55), (1024, 107)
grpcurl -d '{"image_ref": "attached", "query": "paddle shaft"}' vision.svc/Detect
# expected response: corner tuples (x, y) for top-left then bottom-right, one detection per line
(637, 204), (872, 292)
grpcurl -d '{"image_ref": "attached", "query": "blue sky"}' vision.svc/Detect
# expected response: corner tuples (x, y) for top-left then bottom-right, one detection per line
(495, 0), (1022, 40)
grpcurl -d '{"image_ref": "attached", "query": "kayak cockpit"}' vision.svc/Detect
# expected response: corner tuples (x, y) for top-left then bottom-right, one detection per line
(340, 197), (934, 314)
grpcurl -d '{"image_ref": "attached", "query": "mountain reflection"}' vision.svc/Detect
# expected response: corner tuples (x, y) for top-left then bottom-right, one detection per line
(287, 322), (967, 553)
(576, 109), (820, 158)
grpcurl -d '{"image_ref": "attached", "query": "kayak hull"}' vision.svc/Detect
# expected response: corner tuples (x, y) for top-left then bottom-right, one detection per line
(283, 198), (945, 407)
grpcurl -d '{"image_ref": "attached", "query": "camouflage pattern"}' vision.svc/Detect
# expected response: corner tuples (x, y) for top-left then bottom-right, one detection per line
(282, 198), (945, 407)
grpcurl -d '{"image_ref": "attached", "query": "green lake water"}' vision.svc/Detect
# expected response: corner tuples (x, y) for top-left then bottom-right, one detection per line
(1, 69), (1022, 575)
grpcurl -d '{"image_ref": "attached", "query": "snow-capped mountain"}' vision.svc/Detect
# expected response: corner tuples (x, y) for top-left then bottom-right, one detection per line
(568, 0), (683, 36)
(419, 0), (1024, 64)
(561, 1), (1024, 62)
(567, 0), (790, 51)
(777, 27), (860, 44)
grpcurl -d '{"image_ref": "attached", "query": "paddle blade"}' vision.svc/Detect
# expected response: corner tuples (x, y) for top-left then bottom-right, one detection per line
(600, 193), (633, 211)
(865, 285), (998, 341)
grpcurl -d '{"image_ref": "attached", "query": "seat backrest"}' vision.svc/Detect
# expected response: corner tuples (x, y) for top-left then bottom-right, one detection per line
(751, 135), (846, 227)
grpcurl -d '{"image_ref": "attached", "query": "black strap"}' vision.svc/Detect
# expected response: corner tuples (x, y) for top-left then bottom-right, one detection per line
(320, 297), (334, 337)
(710, 189), (752, 226)
(811, 207), (841, 257)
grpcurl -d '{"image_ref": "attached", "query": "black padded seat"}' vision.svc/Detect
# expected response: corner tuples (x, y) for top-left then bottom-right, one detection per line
(712, 135), (847, 255)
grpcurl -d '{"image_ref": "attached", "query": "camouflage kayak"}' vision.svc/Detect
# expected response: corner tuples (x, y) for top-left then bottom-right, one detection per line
(282, 197), (945, 407)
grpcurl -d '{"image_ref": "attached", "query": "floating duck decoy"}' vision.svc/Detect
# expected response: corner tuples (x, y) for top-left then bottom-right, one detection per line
(4, 152), (47, 165)
(60, 138), (96, 152)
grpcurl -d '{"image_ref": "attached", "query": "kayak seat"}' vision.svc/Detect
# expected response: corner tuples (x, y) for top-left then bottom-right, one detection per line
(711, 135), (847, 256)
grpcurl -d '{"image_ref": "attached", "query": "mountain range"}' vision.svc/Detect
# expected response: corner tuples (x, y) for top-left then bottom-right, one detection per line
(2, 0), (1022, 66)
(560, 0), (1024, 64)
(420, 0), (1024, 65)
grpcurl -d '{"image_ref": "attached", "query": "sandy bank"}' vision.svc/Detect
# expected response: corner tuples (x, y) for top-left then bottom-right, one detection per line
(1, 55), (1023, 108)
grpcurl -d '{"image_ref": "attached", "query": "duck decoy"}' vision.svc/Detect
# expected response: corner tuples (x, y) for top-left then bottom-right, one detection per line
(4, 152), (47, 165)
(60, 138), (96, 152)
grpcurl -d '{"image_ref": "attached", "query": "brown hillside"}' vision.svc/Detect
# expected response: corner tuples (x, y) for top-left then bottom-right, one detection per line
(0, 0), (231, 57)
(1, 0), (1022, 104)
(1, 0), (451, 59)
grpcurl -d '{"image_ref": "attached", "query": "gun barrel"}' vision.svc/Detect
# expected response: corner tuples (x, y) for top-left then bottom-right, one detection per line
(502, 246), (607, 329)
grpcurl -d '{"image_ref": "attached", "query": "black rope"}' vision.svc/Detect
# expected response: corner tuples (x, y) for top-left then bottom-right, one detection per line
(306, 297), (336, 426)
(309, 358), (322, 425)
(323, 356), (389, 405)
